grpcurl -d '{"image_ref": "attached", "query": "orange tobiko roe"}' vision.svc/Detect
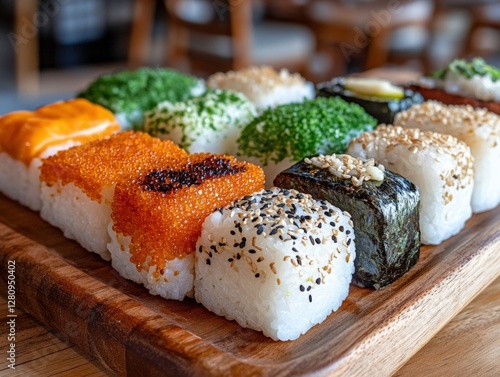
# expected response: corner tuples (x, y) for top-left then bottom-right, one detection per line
(0, 99), (120, 166)
(40, 131), (187, 202)
(111, 153), (265, 272)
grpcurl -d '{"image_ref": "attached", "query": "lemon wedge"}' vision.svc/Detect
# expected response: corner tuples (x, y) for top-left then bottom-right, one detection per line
(344, 78), (404, 99)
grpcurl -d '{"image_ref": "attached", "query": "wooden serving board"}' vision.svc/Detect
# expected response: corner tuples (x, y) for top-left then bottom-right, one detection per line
(0, 192), (499, 376)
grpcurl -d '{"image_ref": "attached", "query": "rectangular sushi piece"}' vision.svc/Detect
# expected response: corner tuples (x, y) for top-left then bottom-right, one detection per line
(194, 188), (355, 340)
(78, 67), (205, 129)
(108, 154), (265, 300)
(39, 131), (188, 260)
(274, 154), (420, 289)
(144, 89), (257, 155)
(394, 100), (500, 213)
(0, 99), (120, 210)
(317, 77), (423, 124)
(206, 66), (315, 112)
(347, 126), (474, 245)
(237, 97), (377, 187)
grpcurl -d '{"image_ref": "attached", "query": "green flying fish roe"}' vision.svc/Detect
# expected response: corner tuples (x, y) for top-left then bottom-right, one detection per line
(77, 68), (204, 128)
(237, 97), (377, 166)
(144, 89), (257, 151)
(431, 58), (500, 82)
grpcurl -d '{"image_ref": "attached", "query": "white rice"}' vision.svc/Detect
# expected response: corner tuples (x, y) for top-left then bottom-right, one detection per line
(347, 126), (474, 245)
(395, 100), (500, 212)
(0, 142), (81, 211)
(194, 188), (355, 341)
(40, 182), (114, 260)
(207, 66), (315, 112)
(439, 73), (500, 102)
(107, 222), (194, 300)
(240, 155), (296, 188)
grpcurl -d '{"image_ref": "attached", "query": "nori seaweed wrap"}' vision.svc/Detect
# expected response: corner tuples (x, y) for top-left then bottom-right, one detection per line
(274, 155), (420, 289)
(317, 77), (423, 124)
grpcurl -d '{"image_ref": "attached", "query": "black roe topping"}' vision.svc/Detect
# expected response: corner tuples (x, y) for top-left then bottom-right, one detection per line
(141, 156), (246, 193)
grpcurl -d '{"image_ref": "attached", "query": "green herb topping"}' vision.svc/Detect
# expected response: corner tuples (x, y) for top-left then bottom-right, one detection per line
(145, 89), (256, 151)
(430, 58), (500, 82)
(77, 68), (204, 127)
(237, 97), (377, 166)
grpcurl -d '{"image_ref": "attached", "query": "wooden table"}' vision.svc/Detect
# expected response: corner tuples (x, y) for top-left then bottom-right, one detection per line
(1, 277), (498, 376)
(1, 68), (499, 376)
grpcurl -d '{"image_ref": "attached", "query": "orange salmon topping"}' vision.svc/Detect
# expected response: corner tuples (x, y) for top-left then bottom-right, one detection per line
(111, 153), (265, 271)
(40, 131), (187, 202)
(0, 99), (120, 165)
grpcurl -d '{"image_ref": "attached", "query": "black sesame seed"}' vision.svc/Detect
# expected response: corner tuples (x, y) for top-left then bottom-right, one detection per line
(239, 238), (247, 248)
(307, 286), (311, 291)
(256, 224), (264, 235)
(296, 255), (302, 266)
(316, 278), (321, 285)
(230, 230), (236, 235)
(206, 259), (211, 265)
(346, 230), (351, 235)
(248, 249), (256, 254)
(324, 212), (332, 217)
(309, 235), (315, 245)
(332, 236), (337, 242)
(236, 253), (241, 260)
(255, 273), (260, 278)
(198, 246), (203, 253)
(309, 295), (312, 303)
(270, 228), (278, 236)
(315, 237), (321, 245)
(300, 285), (305, 292)
(329, 221), (336, 227)
(347, 239), (351, 246)
(228, 258), (233, 262)
(339, 226), (344, 232)
(292, 247), (298, 253)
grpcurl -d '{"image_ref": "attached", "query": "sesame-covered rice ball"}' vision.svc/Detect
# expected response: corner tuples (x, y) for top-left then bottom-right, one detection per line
(194, 188), (356, 341)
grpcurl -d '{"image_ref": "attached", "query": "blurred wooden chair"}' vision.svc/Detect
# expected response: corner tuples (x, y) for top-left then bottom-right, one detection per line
(464, 2), (500, 57)
(306, 0), (434, 77)
(164, 0), (315, 76)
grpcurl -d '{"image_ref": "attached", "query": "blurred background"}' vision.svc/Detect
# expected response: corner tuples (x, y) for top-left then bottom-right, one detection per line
(1, 0), (500, 113)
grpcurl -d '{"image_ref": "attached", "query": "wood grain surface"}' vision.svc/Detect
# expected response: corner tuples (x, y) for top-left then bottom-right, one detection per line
(0, 191), (499, 376)
(1, 277), (499, 377)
